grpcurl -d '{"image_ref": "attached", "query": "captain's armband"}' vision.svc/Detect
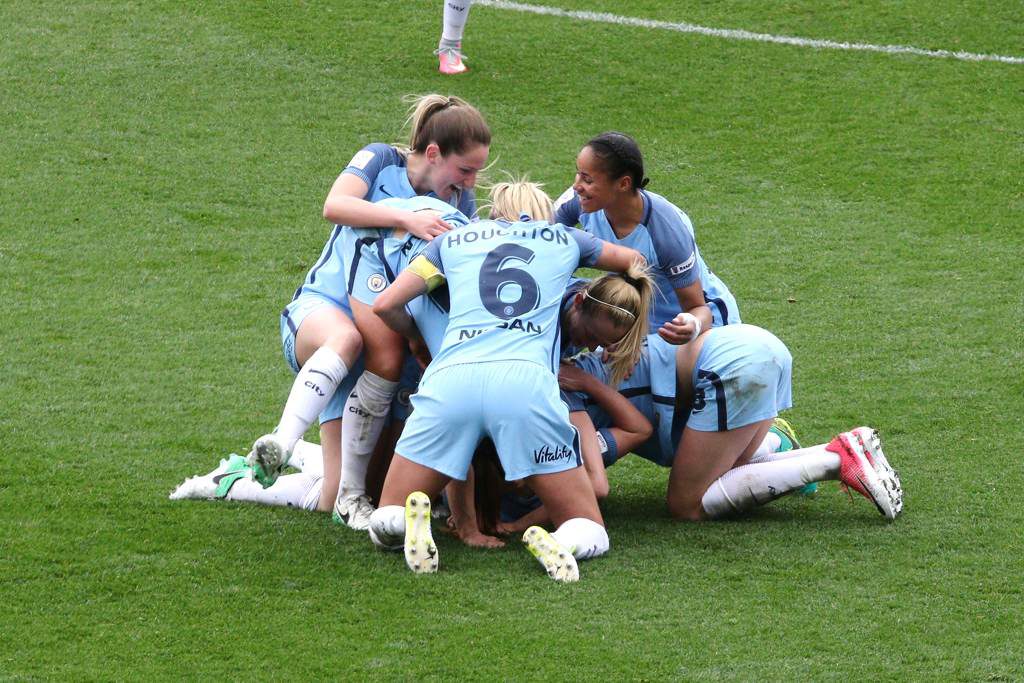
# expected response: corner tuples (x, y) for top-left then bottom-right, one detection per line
(407, 255), (446, 292)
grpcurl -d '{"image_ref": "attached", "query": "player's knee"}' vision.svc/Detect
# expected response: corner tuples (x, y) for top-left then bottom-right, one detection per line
(326, 326), (363, 361)
(666, 493), (705, 522)
(365, 343), (405, 379)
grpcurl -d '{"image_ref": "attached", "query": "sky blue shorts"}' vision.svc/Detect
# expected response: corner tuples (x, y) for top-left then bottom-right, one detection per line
(395, 361), (582, 481)
(279, 294), (362, 424)
(686, 324), (792, 432)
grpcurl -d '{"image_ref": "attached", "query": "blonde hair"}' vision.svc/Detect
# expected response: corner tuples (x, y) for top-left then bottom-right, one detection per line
(580, 262), (654, 386)
(400, 94), (491, 156)
(482, 175), (554, 222)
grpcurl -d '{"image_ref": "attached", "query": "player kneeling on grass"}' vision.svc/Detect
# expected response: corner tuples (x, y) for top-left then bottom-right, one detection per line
(366, 180), (654, 582)
(535, 328), (903, 524)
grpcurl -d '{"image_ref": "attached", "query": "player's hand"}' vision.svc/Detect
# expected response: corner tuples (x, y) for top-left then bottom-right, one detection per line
(401, 211), (452, 241)
(408, 336), (432, 369)
(658, 313), (699, 345)
(600, 343), (636, 380)
(557, 362), (591, 392)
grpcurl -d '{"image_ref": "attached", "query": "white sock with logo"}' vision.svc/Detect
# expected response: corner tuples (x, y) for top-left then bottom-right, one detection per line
(368, 505), (405, 550)
(226, 473), (323, 511)
(288, 439), (324, 475)
(340, 372), (398, 497)
(552, 518), (609, 560)
(439, 0), (472, 49)
(275, 347), (349, 448)
(700, 447), (840, 518)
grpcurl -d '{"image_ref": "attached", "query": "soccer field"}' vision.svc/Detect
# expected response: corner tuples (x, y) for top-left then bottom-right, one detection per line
(2, 0), (1022, 678)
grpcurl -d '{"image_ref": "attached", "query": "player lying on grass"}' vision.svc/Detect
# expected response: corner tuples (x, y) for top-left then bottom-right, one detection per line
(247, 94), (490, 531)
(495, 328), (903, 530)
(555, 131), (740, 341)
(366, 179), (655, 583)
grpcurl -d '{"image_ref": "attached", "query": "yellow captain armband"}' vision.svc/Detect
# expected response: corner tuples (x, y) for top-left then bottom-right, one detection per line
(407, 255), (446, 292)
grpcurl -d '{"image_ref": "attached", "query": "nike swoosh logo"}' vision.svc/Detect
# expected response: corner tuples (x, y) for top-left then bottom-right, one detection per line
(213, 471), (237, 484)
(378, 184), (392, 197)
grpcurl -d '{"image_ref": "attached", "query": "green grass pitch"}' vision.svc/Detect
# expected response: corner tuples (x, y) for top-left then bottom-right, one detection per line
(2, 0), (1022, 679)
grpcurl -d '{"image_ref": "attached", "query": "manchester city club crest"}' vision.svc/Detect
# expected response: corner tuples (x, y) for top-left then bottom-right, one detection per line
(367, 273), (387, 293)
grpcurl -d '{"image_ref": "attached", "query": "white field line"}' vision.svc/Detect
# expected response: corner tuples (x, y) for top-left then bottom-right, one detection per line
(475, 0), (1024, 65)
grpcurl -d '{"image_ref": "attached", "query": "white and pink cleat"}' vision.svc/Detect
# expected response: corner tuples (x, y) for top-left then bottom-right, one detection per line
(435, 46), (468, 74)
(827, 426), (904, 520)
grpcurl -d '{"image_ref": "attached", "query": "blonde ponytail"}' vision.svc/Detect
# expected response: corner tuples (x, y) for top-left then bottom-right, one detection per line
(581, 263), (655, 386)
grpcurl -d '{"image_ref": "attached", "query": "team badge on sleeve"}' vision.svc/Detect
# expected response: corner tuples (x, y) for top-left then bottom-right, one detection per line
(367, 274), (387, 293)
(348, 150), (375, 170)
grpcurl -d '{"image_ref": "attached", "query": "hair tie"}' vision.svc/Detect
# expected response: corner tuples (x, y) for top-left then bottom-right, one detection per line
(620, 273), (640, 290)
(583, 291), (636, 320)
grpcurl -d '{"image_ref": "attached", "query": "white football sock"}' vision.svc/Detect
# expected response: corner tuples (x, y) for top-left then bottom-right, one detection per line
(368, 505), (405, 550)
(226, 473), (323, 511)
(340, 372), (398, 496)
(749, 430), (784, 463)
(551, 518), (609, 560)
(439, 0), (472, 48)
(700, 447), (840, 518)
(275, 347), (349, 448)
(289, 439), (324, 475)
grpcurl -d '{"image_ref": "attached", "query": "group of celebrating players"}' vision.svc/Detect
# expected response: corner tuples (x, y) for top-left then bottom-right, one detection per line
(171, 94), (904, 583)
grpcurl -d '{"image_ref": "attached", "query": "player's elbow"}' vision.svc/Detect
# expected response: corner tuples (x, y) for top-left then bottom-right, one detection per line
(371, 296), (392, 321)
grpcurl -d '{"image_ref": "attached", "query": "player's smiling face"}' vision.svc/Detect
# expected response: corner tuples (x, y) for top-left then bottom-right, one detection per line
(428, 143), (489, 199)
(573, 145), (621, 213)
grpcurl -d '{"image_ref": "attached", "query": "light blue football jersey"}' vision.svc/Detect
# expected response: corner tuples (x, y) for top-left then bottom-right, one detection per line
(342, 143), (476, 215)
(419, 220), (603, 373)
(565, 334), (680, 467)
(293, 196), (468, 307)
(555, 189), (740, 328)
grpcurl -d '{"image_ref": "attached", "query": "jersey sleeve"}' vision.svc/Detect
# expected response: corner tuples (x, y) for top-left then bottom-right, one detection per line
(340, 143), (398, 190)
(420, 236), (446, 272)
(455, 189), (477, 218)
(553, 188), (582, 227)
(567, 228), (603, 267)
(649, 206), (700, 289)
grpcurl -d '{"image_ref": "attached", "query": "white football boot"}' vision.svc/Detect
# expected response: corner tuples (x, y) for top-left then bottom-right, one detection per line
(403, 492), (439, 574)
(828, 427), (903, 520)
(523, 526), (579, 583)
(332, 489), (376, 531)
(247, 433), (292, 488)
(169, 453), (251, 500)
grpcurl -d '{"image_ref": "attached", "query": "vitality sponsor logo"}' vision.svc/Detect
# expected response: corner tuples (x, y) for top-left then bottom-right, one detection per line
(668, 252), (696, 277)
(533, 444), (575, 464)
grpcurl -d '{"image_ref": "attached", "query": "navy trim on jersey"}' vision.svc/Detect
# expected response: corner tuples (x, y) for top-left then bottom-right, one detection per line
(347, 236), (382, 295)
(697, 369), (728, 431)
(427, 284), (451, 313)
(374, 238), (397, 282)
(304, 225), (342, 293)
(640, 190), (654, 227)
(706, 295), (730, 325)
